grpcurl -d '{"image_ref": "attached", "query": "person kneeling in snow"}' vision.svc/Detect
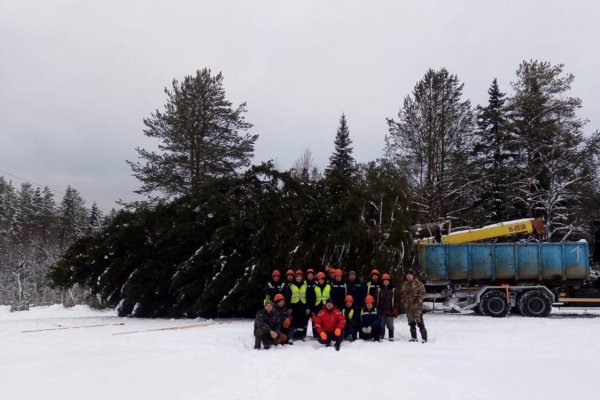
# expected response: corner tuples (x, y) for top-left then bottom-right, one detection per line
(359, 295), (382, 342)
(254, 300), (281, 350)
(273, 293), (294, 345)
(342, 295), (360, 342)
(314, 298), (346, 351)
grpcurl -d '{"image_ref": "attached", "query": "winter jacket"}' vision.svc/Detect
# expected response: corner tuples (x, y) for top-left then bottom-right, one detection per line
(378, 285), (401, 317)
(275, 304), (293, 328)
(359, 307), (381, 329)
(283, 281), (294, 302)
(264, 280), (284, 304)
(400, 279), (426, 312)
(254, 308), (280, 333)
(330, 281), (347, 309)
(342, 306), (360, 330)
(346, 278), (365, 308)
(314, 307), (346, 334)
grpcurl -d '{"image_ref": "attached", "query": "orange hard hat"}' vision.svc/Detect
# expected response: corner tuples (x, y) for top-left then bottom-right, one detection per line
(306, 268), (315, 275)
(272, 270), (281, 277)
(316, 272), (326, 280)
(382, 273), (391, 281)
(335, 269), (343, 277)
(286, 269), (294, 276)
(295, 269), (303, 276)
(365, 295), (375, 305)
(274, 294), (285, 302)
(370, 269), (380, 276)
(344, 295), (354, 303)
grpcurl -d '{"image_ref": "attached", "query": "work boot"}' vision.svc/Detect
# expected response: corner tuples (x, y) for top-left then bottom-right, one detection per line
(420, 328), (428, 343)
(334, 341), (341, 351)
(254, 337), (261, 350)
(410, 325), (417, 341)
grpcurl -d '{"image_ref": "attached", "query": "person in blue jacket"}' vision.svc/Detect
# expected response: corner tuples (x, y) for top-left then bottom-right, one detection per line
(359, 295), (381, 342)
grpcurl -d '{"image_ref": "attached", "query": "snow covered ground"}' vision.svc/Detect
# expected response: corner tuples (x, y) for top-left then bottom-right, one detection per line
(2, 305), (600, 400)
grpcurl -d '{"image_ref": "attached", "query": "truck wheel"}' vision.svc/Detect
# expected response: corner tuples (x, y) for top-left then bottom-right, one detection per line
(518, 290), (552, 318)
(480, 289), (511, 318)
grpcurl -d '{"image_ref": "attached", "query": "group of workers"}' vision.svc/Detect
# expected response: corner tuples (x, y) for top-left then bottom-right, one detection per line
(253, 267), (428, 351)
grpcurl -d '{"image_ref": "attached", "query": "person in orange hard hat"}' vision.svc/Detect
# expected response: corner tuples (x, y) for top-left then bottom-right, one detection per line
(314, 298), (346, 351)
(366, 269), (382, 306)
(264, 269), (285, 305)
(359, 295), (382, 342)
(283, 269), (295, 302)
(304, 268), (317, 338)
(289, 270), (309, 340)
(311, 272), (331, 338)
(327, 267), (336, 284)
(378, 273), (400, 341)
(330, 269), (347, 310)
(346, 270), (365, 309)
(341, 294), (360, 341)
(273, 293), (294, 345)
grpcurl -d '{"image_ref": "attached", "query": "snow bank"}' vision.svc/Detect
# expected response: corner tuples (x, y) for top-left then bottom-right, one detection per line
(1, 306), (600, 400)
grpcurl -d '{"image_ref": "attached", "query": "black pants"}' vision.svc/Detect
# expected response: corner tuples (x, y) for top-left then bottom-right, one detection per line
(317, 332), (343, 347)
(344, 324), (358, 341)
(291, 307), (308, 339)
(359, 325), (381, 341)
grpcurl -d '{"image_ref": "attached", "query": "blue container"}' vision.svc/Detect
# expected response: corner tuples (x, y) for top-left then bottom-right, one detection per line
(419, 242), (589, 284)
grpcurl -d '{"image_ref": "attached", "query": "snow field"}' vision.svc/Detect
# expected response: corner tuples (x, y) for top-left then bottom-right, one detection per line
(1, 306), (600, 400)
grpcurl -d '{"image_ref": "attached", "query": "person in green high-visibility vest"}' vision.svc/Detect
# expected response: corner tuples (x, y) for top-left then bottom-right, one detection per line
(341, 295), (360, 341)
(289, 270), (309, 340)
(311, 272), (331, 338)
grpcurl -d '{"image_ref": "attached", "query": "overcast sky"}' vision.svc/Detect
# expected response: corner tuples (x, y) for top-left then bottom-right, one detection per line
(1, 0), (599, 211)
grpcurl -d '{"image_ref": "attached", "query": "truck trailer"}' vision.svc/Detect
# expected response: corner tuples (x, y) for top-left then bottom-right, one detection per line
(416, 219), (600, 317)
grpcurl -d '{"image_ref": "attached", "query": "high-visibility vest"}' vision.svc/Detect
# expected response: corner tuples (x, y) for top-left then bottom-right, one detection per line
(290, 282), (307, 304)
(344, 308), (355, 320)
(314, 284), (331, 306)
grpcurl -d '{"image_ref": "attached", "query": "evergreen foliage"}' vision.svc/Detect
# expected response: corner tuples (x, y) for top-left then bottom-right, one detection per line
(385, 68), (474, 224)
(127, 68), (258, 199)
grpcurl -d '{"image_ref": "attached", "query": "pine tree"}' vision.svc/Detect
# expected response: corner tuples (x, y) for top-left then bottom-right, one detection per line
(87, 202), (103, 235)
(471, 79), (516, 223)
(508, 60), (591, 240)
(59, 186), (87, 249)
(325, 113), (356, 177)
(127, 68), (258, 199)
(386, 68), (474, 223)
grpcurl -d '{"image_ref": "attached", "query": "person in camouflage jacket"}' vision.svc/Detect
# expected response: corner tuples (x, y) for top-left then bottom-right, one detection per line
(254, 300), (281, 350)
(400, 270), (428, 343)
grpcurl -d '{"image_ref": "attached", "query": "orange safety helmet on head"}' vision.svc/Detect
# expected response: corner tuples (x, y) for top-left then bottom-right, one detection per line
(306, 268), (315, 275)
(316, 272), (326, 280)
(295, 269), (303, 276)
(335, 269), (343, 277)
(365, 295), (375, 305)
(273, 294), (285, 302)
(272, 270), (281, 277)
(344, 295), (354, 303)
(286, 269), (294, 277)
(382, 273), (391, 281)
(370, 269), (380, 277)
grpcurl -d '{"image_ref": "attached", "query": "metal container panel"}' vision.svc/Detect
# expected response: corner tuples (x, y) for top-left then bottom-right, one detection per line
(494, 245), (516, 280)
(470, 245), (493, 280)
(563, 243), (589, 280)
(540, 244), (563, 280)
(516, 245), (539, 280)
(446, 245), (470, 280)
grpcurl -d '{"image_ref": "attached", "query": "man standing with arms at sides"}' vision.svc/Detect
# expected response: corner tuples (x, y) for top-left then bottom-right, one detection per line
(366, 269), (382, 307)
(378, 274), (400, 341)
(289, 270), (309, 340)
(305, 268), (317, 338)
(400, 270), (428, 343)
(346, 270), (365, 309)
(330, 269), (347, 310)
(264, 270), (284, 304)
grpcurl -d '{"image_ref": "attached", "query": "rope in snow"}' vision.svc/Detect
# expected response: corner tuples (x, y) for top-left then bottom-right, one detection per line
(112, 320), (233, 336)
(21, 322), (125, 333)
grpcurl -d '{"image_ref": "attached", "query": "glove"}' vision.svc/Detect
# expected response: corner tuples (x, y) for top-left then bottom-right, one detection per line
(279, 333), (288, 343)
(361, 327), (368, 334)
(320, 332), (328, 341)
(283, 317), (291, 328)
(305, 309), (311, 315)
(334, 328), (342, 337)
(366, 326), (372, 334)
(270, 330), (278, 339)
(393, 306), (399, 318)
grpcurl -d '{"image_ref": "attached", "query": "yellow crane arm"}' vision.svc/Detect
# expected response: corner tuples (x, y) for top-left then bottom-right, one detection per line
(416, 218), (545, 244)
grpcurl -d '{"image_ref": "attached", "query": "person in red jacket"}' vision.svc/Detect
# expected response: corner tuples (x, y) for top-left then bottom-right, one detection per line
(314, 298), (346, 351)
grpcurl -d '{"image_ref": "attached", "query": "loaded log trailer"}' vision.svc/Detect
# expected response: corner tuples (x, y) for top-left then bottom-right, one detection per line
(414, 218), (600, 318)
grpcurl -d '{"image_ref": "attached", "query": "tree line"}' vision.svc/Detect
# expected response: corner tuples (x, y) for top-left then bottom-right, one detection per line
(45, 62), (600, 318)
(0, 179), (113, 308)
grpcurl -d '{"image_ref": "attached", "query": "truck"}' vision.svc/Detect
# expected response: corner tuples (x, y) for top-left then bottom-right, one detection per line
(416, 218), (600, 317)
